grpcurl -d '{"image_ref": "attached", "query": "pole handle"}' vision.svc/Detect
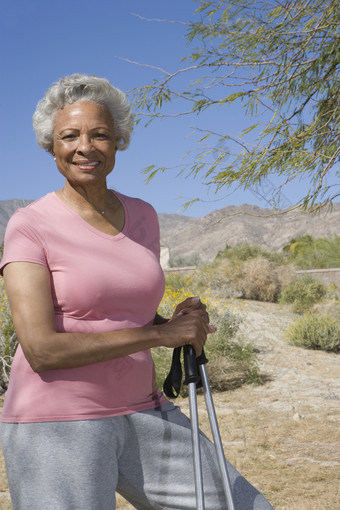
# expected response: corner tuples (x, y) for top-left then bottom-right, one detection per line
(183, 345), (201, 386)
(197, 348), (208, 366)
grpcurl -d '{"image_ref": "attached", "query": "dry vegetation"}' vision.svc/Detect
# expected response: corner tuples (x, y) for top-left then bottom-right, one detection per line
(1, 300), (338, 510)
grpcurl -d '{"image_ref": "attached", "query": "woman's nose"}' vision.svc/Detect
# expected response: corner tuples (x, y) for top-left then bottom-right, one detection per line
(76, 134), (92, 154)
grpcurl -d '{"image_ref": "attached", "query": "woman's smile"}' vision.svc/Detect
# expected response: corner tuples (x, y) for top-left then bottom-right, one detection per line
(72, 160), (101, 171)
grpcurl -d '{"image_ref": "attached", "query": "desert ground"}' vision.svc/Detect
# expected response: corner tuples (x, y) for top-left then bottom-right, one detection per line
(0, 300), (339, 509)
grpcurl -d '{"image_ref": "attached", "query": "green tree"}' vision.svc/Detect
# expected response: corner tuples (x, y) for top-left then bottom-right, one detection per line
(132, 0), (340, 211)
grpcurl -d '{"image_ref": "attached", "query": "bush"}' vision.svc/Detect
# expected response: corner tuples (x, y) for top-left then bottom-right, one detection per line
(216, 243), (264, 262)
(313, 300), (340, 322)
(216, 242), (287, 265)
(169, 252), (203, 268)
(204, 309), (262, 389)
(189, 264), (232, 296)
(233, 256), (281, 302)
(285, 313), (340, 352)
(279, 275), (326, 313)
(0, 279), (18, 392)
(283, 235), (340, 269)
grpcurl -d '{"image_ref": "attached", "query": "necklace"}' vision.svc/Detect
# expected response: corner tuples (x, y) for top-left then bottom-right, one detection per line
(60, 189), (107, 215)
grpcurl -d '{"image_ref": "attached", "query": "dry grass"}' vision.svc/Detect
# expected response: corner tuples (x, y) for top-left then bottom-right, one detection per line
(0, 300), (339, 509)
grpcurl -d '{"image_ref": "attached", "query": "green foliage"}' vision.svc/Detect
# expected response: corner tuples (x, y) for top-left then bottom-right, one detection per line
(205, 308), (262, 388)
(169, 252), (204, 268)
(216, 242), (287, 265)
(279, 275), (326, 313)
(163, 272), (193, 294)
(286, 313), (340, 352)
(0, 279), (18, 392)
(206, 308), (243, 354)
(326, 283), (339, 301)
(132, 0), (340, 211)
(185, 264), (231, 295)
(216, 243), (264, 262)
(283, 235), (340, 269)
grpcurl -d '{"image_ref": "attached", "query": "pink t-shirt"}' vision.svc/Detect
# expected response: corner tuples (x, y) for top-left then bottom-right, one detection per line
(0, 191), (169, 423)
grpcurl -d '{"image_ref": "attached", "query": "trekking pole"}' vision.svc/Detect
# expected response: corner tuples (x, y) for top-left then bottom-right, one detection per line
(197, 357), (236, 510)
(166, 346), (236, 510)
(183, 345), (205, 510)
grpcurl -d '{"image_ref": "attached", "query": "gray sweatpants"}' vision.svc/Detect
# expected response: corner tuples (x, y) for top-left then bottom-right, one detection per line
(1, 403), (274, 510)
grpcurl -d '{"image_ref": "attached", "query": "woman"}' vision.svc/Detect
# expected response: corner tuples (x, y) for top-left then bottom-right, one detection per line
(0, 74), (273, 510)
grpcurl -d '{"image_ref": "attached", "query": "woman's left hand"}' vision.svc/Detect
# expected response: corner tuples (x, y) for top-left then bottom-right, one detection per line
(171, 296), (215, 333)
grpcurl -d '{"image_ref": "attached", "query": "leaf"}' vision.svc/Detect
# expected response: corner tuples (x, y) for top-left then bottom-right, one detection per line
(180, 198), (200, 211)
(240, 124), (260, 137)
(219, 92), (246, 104)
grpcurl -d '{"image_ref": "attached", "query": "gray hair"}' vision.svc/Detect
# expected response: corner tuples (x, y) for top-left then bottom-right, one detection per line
(33, 74), (133, 152)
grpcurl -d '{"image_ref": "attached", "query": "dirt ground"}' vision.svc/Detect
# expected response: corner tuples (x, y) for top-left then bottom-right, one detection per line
(0, 301), (339, 509)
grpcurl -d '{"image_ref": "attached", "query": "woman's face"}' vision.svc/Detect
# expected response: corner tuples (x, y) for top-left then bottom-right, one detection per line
(52, 101), (117, 186)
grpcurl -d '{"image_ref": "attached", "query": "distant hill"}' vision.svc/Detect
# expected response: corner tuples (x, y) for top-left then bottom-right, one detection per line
(1, 199), (340, 262)
(158, 203), (340, 262)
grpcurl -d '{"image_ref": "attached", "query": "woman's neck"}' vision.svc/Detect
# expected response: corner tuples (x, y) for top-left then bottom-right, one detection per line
(60, 182), (111, 214)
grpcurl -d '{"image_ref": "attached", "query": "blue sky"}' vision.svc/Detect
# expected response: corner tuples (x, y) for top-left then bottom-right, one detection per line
(1, 0), (338, 217)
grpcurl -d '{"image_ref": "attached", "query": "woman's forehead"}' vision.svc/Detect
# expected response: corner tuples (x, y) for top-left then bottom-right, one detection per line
(54, 101), (114, 131)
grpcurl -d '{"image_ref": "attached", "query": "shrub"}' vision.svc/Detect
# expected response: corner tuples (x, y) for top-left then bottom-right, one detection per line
(216, 242), (287, 265)
(0, 279), (18, 392)
(283, 235), (340, 269)
(216, 242), (264, 262)
(233, 256), (281, 302)
(189, 264), (232, 295)
(204, 309), (262, 389)
(162, 272), (194, 293)
(279, 275), (326, 313)
(285, 313), (340, 352)
(326, 283), (339, 301)
(205, 308), (243, 356)
(313, 300), (340, 321)
(169, 252), (203, 268)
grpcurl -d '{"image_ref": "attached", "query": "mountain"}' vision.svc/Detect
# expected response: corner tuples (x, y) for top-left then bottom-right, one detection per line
(1, 199), (340, 262)
(158, 203), (340, 262)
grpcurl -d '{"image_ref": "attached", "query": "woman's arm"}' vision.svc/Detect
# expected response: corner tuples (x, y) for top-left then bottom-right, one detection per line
(4, 262), (213, 373)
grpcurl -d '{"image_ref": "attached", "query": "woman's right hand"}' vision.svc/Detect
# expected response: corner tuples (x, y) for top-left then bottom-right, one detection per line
(159, 300), (216, 356)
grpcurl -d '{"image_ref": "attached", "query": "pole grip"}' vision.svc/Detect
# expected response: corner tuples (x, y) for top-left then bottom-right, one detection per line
(197, 348), (208, 366)
(183, 345), (201, 386)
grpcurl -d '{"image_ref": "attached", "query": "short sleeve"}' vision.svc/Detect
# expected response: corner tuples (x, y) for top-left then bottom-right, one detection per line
(0, 209), (48, 276)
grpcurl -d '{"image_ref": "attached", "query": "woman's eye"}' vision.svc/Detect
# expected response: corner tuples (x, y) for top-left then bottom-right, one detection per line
(62, 134), (77, 141)
(94, 133), (108, 139)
